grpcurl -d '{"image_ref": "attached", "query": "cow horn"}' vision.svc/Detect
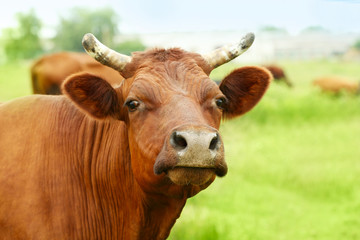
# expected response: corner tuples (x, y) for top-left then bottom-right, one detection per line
(82, 33), (132, 72)
(203, 32), (255, 69)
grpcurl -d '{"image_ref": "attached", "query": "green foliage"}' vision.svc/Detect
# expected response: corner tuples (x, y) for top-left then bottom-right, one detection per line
(2, 9), (43, 61)
(259, 25), (288, 34)
(53, 7), (119, 52)
(114, 39), (147, 56)
(301, 26), (330, 34)
(353, 39), (360, 50)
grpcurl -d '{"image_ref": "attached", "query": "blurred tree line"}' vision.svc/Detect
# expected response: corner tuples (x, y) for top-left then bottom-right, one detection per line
(354, 40), (360, 50)
(2, 10), (42, 61)
(1, 7), (146, 62)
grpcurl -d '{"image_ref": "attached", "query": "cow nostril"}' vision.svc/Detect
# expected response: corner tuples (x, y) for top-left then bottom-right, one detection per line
(170, 132), (187, 150)
(209, 134), (219, 150)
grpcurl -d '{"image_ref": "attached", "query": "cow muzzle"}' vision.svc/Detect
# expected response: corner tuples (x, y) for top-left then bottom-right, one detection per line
(154, 125), (227, 186)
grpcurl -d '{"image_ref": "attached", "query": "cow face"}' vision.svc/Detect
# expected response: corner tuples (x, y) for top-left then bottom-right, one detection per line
(119, 49), (227, 196)
(63, 35), (271, 198)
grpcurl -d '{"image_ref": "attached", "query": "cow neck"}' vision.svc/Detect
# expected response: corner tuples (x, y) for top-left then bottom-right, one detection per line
(137, 195), (187, 240)
(72, 115), (188, 239)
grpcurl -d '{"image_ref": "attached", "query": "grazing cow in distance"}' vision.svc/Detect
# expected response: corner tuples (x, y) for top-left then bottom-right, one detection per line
(313, 76), (360, 95)
(31, 52), (124, 94)
(264, 64), (292, 87)
(0, 32), (272, 240)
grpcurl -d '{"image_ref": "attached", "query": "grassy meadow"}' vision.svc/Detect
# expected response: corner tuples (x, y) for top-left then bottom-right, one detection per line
(1, 59), (360, 239)
(0, 61), (33, 101)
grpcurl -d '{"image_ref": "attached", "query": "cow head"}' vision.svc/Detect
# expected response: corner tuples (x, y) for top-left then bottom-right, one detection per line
(63, 33), (271, 198)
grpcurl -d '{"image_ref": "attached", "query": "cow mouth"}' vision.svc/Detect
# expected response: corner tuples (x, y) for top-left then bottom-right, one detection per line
(166, 167), (217, 186)
(154, 158), (228, 186)
(154, 149), (228, 186)
(154, 124), (228, 186)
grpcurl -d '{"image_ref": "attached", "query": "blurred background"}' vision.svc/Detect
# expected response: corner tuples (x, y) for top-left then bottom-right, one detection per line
(0, 0), (359, 239)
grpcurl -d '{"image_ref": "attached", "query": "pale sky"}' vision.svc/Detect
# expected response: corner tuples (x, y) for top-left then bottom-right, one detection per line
(1, 0), (360, 35)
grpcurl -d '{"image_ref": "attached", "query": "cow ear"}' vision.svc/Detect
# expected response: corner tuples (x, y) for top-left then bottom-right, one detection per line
(62, 72), (124, 120)
(219, 66), (271, 119)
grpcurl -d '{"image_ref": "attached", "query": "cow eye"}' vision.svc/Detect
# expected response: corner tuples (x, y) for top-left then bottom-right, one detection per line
(215, 97), (227, 110)
(125, 99), (140, 112)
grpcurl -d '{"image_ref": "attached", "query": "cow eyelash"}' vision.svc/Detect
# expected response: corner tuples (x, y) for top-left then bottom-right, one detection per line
(215, 97), (227, 110)
(124, 99), (140, 112)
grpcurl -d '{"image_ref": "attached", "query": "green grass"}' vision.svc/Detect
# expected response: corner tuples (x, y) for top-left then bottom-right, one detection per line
(0, 61), (32, 101)
(1, 59), (360, 240)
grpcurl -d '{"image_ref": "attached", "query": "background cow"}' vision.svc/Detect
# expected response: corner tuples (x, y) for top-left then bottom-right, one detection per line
(31, 52), (124, 94)
(313, 76), (360, 95)
(0, 33), (271, 239)
(264, 64), (293, 87)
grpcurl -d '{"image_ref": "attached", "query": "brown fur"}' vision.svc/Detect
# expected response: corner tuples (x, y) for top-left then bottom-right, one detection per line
(264, 64), (292, 87)
(313, 76), (360, 94)
(31, 52), (124, 94)
(220, 66), (272, 118)
(0, 48), (271, 239)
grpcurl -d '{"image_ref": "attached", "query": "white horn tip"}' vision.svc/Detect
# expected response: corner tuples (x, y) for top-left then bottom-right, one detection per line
(241, 32), (255, 50)
(82, 33), (97, 55)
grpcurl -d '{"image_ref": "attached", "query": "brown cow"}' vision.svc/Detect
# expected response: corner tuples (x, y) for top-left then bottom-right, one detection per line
(264, 64), (292, 87)
(0, 33), (271, 239)
(31, 52), (124, 94)
(313, 76), (360, 95)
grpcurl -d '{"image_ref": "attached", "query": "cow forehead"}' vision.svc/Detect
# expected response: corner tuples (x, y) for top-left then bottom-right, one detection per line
(127, 63), (220, 103)
(122, 48), (212, 78)
(136, 60), (208, 85)
(121, 49), (218, 94)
